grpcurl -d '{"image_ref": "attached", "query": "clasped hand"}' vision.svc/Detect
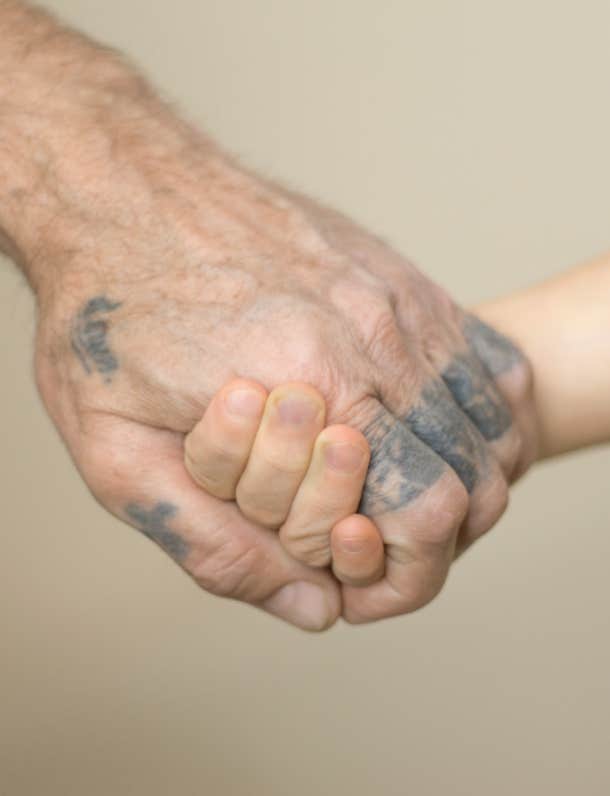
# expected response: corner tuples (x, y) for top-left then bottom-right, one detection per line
(34, 152), (537, 630)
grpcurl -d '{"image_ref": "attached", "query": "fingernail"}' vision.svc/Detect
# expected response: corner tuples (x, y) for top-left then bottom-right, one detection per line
(325, 442), (366, 473)
(264, 581), (334, 632)
(224, 388), (265, 418)
(276, 395), (321, 426)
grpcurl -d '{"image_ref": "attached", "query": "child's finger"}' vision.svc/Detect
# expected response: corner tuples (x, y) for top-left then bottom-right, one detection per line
(235, 383), (326, 529)
(330, 515), (385, 587)
(279, 425), (371, 567)
(184, 378), (267, 500)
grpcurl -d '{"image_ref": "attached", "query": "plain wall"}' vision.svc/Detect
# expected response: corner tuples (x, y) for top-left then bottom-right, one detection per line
(1, 2), (609, 794)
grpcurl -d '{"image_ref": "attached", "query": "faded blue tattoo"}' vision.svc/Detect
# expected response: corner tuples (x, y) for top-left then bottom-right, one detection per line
(463, 314), (524, 378)
(442, 354), (512, 441)
(125, 502), (189, 562)
(406, 380), (488, 494)
(355, 316), (525, 516)
(71, 296), (122, 382)
(360, 411), (444, 514)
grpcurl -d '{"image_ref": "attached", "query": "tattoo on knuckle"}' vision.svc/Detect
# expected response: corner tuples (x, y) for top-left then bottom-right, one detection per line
(442, 354), (512, 441)
(406, 380), (488, 494)
(463, 314), (525, 378)
(359, 412), (444, 515)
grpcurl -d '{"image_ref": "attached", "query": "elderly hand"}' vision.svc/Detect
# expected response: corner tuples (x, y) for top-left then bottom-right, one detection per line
(1, 2), (539, 629)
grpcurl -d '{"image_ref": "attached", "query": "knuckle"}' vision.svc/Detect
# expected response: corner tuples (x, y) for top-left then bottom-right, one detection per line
(257, 300), (340, 393)
(330, 274), (402, 361)
(418, 474), (469, 545)
(468, 474), (509, 541)
(501, 352), (535, 403)
(363, 307), (405, 363)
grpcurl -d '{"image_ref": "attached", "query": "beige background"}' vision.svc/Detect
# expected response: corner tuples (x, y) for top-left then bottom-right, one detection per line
(2, 2), (610, 794)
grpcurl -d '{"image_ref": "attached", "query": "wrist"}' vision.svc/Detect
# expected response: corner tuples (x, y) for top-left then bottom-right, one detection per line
(0, 2), (220, 298)
(474, 256), (610, 460)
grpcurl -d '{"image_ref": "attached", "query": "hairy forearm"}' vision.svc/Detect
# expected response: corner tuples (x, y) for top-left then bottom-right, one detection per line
(476, 254), (610, 459)
(0, 1), (222, 294)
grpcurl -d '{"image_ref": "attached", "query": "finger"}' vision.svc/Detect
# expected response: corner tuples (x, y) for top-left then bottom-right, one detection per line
(440, 349), (523, 480)
(340, 400), (469, 623)
(184, 378), (267, 500)
(79, 416), (341, 632)
(330, 514), (385, 587)
(393, 295), (524, 484)
(235, 383), (326, 529)
(279, 424), (370, 566)
(463, 313), (539, 481)
(380, 363), (509, 548)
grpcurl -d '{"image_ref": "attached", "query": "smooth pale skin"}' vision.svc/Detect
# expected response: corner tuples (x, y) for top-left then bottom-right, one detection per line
(184, 379), (384, 588)
(477, 254), (610, 459)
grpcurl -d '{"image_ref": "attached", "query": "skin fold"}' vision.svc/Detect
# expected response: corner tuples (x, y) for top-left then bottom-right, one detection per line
(0, 1), (541, 630)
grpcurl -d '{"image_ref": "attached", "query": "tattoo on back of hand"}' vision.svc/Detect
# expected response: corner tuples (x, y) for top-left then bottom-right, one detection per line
(125, 502), (189, 563)
(71, 296), (122, 382)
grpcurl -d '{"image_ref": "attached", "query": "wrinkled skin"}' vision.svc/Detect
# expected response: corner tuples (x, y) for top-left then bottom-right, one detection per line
(33, 147), (538, 630)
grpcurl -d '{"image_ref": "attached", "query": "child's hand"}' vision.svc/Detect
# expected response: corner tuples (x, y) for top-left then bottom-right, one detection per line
(184, 379), (385, 587)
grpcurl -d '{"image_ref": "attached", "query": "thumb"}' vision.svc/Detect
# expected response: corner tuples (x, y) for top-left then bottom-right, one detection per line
(77, 416), (341, 632)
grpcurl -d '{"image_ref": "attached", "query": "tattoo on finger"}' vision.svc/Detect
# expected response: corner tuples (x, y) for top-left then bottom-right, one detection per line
(442, 354), (512, 441)
(463, 315), (524, 377)
(359, 412), (444, 514)
(125, 501), (189, 562)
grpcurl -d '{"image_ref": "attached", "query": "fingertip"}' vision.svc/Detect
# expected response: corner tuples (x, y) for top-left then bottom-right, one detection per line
(318, 424), (369, 449)
(183, 378), (268, 500)
(265, 381), (327, 429)
(315, 425), (370, 475)
(331, 514), (385, 587)
(219, 378), (268, 422)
